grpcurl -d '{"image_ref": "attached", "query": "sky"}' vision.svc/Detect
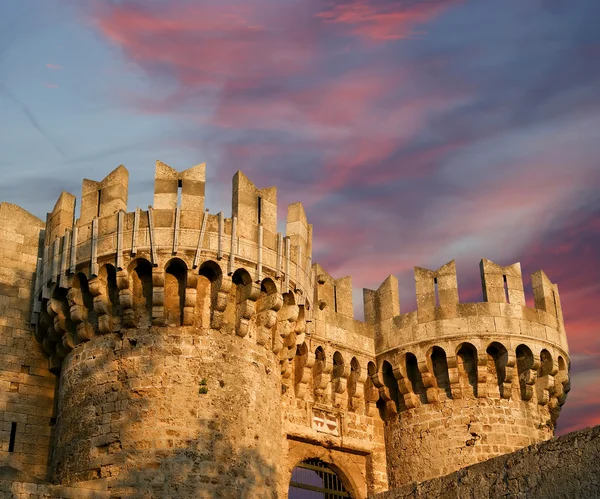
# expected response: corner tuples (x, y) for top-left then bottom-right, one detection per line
(0, 0), (599, 437)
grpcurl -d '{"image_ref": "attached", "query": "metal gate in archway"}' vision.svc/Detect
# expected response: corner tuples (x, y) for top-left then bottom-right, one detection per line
(289, 458), (352, 498)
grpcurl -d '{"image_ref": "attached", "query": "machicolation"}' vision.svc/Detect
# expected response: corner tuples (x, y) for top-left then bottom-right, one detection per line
(0, 162), (573, 498)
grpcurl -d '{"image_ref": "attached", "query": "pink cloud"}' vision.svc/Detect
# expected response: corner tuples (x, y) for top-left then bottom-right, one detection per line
(317, 0), (459, 41)
(45, 63), (62, 69)
(43, 83), (58, 88)
(93, 1), (317, 88)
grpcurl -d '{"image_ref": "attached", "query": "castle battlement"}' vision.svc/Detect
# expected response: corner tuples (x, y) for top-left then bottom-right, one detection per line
(0, 162), (572, 498)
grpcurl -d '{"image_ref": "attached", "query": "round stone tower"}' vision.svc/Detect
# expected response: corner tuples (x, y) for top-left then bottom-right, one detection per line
(364, 259), (571, 487)
(25, 161), (572, 498)
(32, 163), (313, 497)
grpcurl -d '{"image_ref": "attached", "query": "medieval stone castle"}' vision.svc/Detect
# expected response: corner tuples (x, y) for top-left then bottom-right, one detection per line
(0, 163), (572, 498)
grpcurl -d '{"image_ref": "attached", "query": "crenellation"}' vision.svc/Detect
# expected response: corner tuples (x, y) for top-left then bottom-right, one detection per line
(0, 164), (576, 498)
(364, 275), (400, 326)
(481, 258), (526, 305)
(415, 260), (459, 322)
(79, 166), (129, 226)
(45, 192), (76, 245)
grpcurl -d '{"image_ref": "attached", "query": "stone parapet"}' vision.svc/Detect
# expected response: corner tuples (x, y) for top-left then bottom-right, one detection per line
(364, 259), (570, 486)
(370, 424), (600, 499)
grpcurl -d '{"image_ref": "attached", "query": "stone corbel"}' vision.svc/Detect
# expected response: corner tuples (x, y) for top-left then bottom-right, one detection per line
(348, 366), (366, 413)
(256, 293), (283, 347)
(313, 352), (333, 403)
(66, 287), (94, 342)
(536, 357), (557, 406)
(117, 269), (135, 328)
(89, 276), (113, 334)
(476, 351), (489, 398)
(393, 364), (418, 410)
(370, 369), (398, 418)
(519, 357), (539, 402)
(502, 352), (516, 399)
(151, 268), (165, 326)
(331, 362), (350, 409)
(183, 272), (198, 326)
(274, 299), (299, 355)
(294, 349), (315, 400)
(418, 358), (438, 404)
(237, 281), (261, 338)
(446, 354), (462, 400)
(211, 275), (232, 329)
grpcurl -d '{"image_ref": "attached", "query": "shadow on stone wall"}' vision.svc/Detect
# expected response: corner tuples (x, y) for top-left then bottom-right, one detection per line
(48, 327), (281, 499)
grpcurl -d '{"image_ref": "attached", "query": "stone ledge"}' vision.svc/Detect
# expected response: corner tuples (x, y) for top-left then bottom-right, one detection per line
(371, 425), (600, 499)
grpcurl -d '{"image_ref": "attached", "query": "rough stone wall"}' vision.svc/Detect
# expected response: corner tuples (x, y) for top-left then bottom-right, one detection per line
(384, 398), (553, 486)
(52, 326), (283, 498)
(367, 259), (570, 486)
(0, 473), (109, 499)
(0, 204), (57, 480)
(371, 424), (600, 499)
(0, 164), (576, 498)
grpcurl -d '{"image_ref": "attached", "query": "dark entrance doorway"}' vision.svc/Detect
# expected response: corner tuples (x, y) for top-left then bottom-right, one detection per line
(289, 458), (351, 498)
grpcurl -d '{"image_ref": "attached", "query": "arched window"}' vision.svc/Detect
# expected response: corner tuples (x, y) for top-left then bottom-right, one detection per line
(487, 342), (508, 398)
(456, 343), (478, 397)
(430, 346), (452, 400)
(406, 353), (427, 404)
(130, 259), (152, 327)
(164, 259), (187, 326)
(289, 459), (351, 498)
(197, 260), (222, 327)
(516, 344), (535, 400)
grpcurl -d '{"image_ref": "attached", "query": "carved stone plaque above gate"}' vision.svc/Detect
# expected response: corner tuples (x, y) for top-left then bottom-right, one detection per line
(312, 408), (339, 436)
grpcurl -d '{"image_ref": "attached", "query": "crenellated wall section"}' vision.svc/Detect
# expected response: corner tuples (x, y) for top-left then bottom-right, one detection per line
(364, 259), (570, 487)
(32, 163), (314, 371)
(0, 160), (573, 498)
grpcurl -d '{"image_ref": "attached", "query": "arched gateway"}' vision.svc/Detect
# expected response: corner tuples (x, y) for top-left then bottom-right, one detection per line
(289, 459), (352, 498)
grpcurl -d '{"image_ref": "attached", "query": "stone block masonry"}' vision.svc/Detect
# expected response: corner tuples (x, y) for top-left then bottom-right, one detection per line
(371, 424), (600, 499)
(0, 161), (579, 498)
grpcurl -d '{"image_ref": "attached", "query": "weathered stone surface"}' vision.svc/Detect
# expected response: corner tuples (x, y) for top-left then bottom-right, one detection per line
(371, 425), (600, 499)
(0, 165), (577, 498)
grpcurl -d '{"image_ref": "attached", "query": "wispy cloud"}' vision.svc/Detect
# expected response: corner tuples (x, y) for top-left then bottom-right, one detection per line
(317, 0), (459, 41)
(45, 63), (62, 69)
(0, 82), (66, 156)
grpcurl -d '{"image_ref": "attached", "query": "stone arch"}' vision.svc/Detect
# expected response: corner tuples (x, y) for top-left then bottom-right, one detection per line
(164, 258), (187, 326)
(405, 352), (427, 404)
(294, 342), (309, 396)
(69, 272), (97, 339)
(129, 258), (153, 327)
(100, 264), (120, 315)
(91, 264), (121, 334)
(382, 360), (400, 415)
(486, 341), (509, 398)
(331, 351), (347, 408)
(516, 344), (535, 400)
(260, 277), (278, 295)
(556, 355), (570, 406)
(365, 361), (379, 416)
(72, 273), (94, 315)
(232, 267), (253, 287)
(48, 285), (72, 355)
(197, 260), (223, 328)
(429, 346), (452, 400)
(332, 351), (344, 379)
(347, 357), (361, 411)
(558, 355), (567, 372)
(285, 445), (366, 499)
(456, 342), (478, 398)
(313, 346), (330, 400)
(539, 349), (553, 377)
